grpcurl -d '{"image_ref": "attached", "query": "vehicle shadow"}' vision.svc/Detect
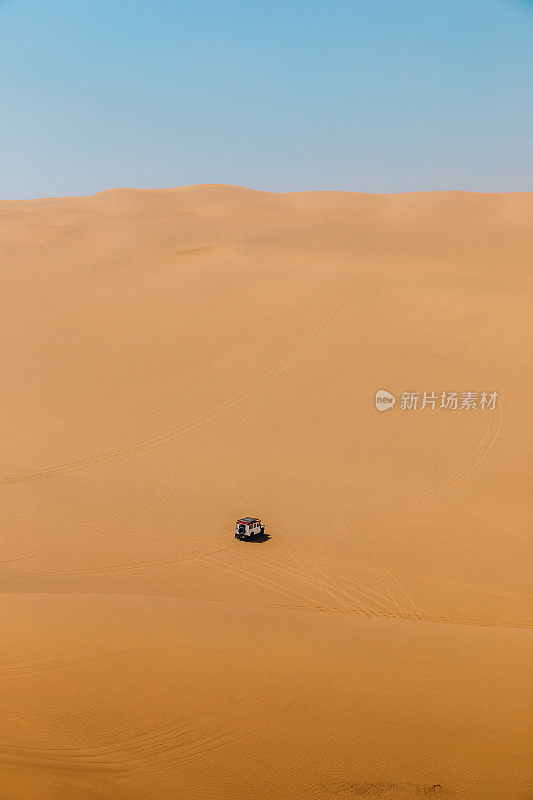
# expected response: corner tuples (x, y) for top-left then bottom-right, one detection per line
(246, 533), (271, 543)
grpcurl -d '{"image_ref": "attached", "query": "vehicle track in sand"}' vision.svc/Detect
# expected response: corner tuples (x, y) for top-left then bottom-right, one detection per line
(175, 439), (529, 630)
(0, 682), (283, 775)
(0, 645), (133, 684)
(316, 780), (453, 799)
(2, 238), (452, 608)
(0, 274), (370, 567)
(0, 277), (364, 487)
(209, 458), (398, 612)
(0, 264), (345, 456)
(4, 233), (512, 632)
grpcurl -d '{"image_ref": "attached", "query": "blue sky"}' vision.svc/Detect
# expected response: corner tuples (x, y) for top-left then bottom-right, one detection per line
(0, 0), (532, 199)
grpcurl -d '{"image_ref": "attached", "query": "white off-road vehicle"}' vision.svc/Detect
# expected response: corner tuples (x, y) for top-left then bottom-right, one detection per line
(235, 517), (265, 540)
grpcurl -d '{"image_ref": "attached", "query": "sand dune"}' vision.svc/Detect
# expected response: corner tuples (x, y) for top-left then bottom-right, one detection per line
(0, 186), (531, 800)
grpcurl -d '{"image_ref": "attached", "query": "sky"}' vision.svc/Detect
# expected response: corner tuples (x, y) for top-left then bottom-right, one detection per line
(0, 0), (532, 199)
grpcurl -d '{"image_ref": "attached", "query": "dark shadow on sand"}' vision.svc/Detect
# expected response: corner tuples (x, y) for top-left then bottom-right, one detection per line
(239, 533), (271, 543)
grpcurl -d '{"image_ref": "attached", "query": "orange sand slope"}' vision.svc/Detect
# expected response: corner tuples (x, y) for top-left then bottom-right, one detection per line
(0, 186), (531, 800)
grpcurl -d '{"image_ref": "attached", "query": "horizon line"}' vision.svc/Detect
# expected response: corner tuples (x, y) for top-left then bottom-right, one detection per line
(2, 183), (532, 204)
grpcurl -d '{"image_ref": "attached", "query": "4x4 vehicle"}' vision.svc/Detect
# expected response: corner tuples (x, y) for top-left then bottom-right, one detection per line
(235, 517), (264, 540)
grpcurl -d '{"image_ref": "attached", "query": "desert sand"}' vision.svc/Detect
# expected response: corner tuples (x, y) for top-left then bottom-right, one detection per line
(0, 186), (531, 800)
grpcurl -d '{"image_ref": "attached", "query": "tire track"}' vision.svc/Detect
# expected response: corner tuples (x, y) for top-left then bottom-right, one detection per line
(0, 279), (363, 487)
(278, 602), (532, 630)
(270, 441), (422, 621)
(0, 276), (369, 567)
(353, 398), (503, 534)
(0, 276), (355, 460)
(0, 684), (281, 774)
(203, 464), (395, 617)
(0, 645), (128, 682)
